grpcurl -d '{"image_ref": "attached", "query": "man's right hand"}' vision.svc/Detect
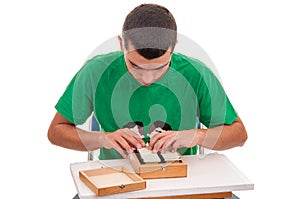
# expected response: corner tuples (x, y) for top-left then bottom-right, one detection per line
(101, 128), (146, 158)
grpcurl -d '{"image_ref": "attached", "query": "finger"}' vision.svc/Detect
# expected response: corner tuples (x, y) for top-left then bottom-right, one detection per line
(161, 137), (176, 153)
(115, 147), (128, 158)
(152, 136), (169, 153)
(115, 136), (134, 154)
(123, 128), (141, 138)
(148, 132), (167, 150)
(128, 129), (146, 147)
(171, 141), (181, 153)
(122, 128), (145, 148)
(153, 133), (174, 153)
(122, 129), (144, 148)
(107, 139), (129, 158)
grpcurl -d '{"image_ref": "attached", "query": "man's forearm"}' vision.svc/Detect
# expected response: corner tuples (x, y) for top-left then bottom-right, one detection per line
(198, 117), (248, 150)
(48, 123), (105, 151)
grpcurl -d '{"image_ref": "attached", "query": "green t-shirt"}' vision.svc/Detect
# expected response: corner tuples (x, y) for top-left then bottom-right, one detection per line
(55, 51), (238, 159)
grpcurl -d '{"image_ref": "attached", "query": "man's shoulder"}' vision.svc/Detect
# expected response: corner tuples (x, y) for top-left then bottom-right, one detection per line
(172, 53), (212, 75)
(75, 51), (124, 83)
(87, 51), (123, 65)
(79, 51), (124, 75)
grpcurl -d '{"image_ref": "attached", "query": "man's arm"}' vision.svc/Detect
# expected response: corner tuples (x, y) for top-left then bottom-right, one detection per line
(148, 117), (248, 153)
(199, 117), (248, 150)
(48, 112), (145, 157)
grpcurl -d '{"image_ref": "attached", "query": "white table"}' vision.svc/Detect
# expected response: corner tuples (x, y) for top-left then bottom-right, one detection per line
(70, 153), (254, 199)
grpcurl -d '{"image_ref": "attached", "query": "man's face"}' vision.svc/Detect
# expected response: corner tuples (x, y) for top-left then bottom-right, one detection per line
(123, 41), (172, 86)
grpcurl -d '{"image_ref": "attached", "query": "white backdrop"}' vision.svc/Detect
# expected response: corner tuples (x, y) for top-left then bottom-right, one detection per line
(1, 0), (299, 198)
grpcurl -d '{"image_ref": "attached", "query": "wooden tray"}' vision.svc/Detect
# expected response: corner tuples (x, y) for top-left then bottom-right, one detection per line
(129, 151), (187, 179)
(79, 166), (146, 196)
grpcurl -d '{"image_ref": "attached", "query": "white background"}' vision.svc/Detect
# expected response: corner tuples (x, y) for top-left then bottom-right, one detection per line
(1, 0), (299, 198)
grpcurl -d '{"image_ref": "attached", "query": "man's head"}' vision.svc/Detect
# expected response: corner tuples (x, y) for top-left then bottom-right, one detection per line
(119, 4), (177, 86)
(121, 3), (177, 59)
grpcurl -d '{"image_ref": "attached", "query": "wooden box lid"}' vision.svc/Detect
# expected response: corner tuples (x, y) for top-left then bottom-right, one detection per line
(79, 166), (146, 196)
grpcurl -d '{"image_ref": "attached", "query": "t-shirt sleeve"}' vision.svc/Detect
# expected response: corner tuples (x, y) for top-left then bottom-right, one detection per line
(198, 66), (238, 128)
(55, 62), (95, 125)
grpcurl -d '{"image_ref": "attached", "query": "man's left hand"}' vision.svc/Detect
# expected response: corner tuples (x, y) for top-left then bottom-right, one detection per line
(148, 129), (201, 153)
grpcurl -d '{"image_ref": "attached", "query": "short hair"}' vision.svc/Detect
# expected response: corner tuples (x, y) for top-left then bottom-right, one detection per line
(122, 4), (177, 59)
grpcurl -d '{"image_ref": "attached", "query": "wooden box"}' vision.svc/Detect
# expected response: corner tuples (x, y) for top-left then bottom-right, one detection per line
(129, 148), (187, 179)
(79, 166), (146, 196)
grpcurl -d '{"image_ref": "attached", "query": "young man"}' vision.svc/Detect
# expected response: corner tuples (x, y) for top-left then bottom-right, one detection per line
(48, 4), (247, 160)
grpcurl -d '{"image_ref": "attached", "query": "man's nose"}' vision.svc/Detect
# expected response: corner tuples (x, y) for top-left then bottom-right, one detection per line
(140, 72), (155, 86)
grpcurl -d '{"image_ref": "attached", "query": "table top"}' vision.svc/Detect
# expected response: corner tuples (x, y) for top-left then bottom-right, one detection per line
(70, 152), (254, 199)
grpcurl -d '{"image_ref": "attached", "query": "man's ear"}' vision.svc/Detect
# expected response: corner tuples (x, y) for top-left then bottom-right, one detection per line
(118, 35), (124, 51)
